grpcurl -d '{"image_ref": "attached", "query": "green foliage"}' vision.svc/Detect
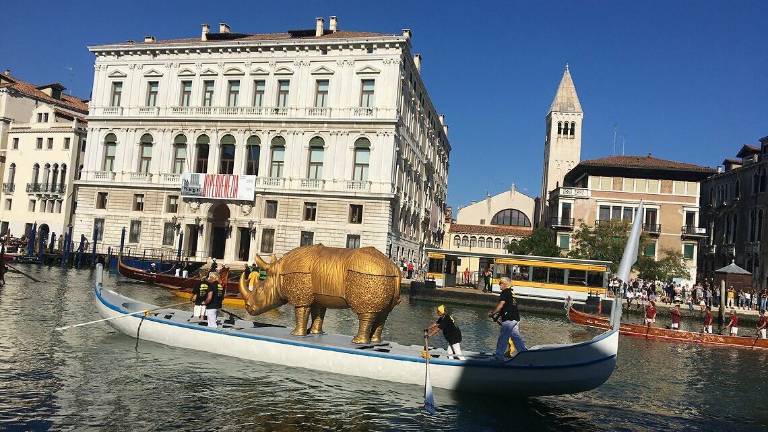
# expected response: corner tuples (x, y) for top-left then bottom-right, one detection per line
(567, 220), (649, 273)
(637, 250), (691, 281)
(506, 228), (561, 257)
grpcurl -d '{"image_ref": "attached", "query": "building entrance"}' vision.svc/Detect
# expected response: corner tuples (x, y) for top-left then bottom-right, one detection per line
(238, 227), (250, 262)
(209, 204), (230, 260)
(186, 224), (199, 257)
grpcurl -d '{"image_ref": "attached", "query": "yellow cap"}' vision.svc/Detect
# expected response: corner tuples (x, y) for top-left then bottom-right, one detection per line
(436, 305), (445, 314)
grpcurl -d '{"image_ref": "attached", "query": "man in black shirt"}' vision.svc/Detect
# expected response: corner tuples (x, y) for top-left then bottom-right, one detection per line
(203, 272), (224, 327)
(190, 276), (209, 320)
(489, 277), (527, 360)
(427, 305), (463, 360)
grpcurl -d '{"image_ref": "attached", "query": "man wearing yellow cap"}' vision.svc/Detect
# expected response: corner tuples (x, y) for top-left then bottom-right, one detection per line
(427, 304), (463, 360)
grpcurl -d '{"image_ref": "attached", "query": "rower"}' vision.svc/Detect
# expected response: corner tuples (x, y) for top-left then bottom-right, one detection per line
(426, 305), (463, 360)
(489, 277), (526, 360)
(703, 306), (714, 334)
(757, 310), (767, 340)
(190, 275), (209, 321)
(725, 309), (739, 336)
(203, 272), (225, 328)
(644, 301), (657, 327)
(670, 304), (681, 330)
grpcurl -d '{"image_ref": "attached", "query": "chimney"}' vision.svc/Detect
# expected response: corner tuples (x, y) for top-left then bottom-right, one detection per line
(219, 22), (230, 33)
(329, 16), (338, 32)
(144, 35), (156, 43)
(413, 54), (422, 72)
(402, 28), (412, 40)
(3, 69), (11, 76)
(201, 23), (210, 41)
(315, 17), (324, 37)
(438, 114), (445, 125)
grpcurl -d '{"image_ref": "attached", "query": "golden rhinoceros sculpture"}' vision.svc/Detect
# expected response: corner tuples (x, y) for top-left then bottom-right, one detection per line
(238, 244), (401, 344)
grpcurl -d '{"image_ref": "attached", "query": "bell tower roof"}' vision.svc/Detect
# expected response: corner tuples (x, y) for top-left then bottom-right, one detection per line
(549, 64), (582, 114)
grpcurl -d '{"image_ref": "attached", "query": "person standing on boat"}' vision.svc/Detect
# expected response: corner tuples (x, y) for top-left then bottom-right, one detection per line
(725, 309), (739, 336)
(482, 267), (492, 293)
(427, 305), (464, 360)
(209, 258), (218, 276)
(644, 301), (657, 327)
(490, 277), (526, 360)
(703, 306), (714, 334)
(203, 272), (224, 327)
(190, 276), (210, 321)
(757, 310), (767, 339)
(670, 304), (682, 330)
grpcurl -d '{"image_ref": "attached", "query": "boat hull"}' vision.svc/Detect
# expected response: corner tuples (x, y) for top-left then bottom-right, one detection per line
(568, 307), (768, 350)
(94, 285), (619, 396)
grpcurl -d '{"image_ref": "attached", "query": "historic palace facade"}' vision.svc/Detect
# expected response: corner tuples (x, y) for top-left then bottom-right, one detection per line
(73, 17), (450, 263)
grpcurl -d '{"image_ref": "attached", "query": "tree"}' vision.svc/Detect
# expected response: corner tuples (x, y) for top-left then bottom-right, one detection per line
(568, 221), (649, 273)
(507, 228), (561, 257)
(637, 250), (691, 282)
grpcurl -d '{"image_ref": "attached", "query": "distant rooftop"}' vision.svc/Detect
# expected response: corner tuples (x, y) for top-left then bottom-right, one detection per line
(0, 70), (88, 114)
(565, 154), (716, 184)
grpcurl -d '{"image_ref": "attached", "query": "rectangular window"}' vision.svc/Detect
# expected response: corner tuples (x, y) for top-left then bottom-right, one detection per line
(195, 144), (209, 173)
(683, 244), (695, 260)
(598, 205), (610, 222)
(202, 80), (215, 107)
(264, 200), (278, 218)
(146, 81), (159, 106)
(139, 143), (152, 173)
(622, 178), (634, 192)
(12, 138), (19, 149)
(162, 222), (175, 246)
(300, 231), (314, 247)
(4, 199), (11, 210)
(346, 234), (361, 249)
(129, 220), (142, 243)
(360, 79), (375, 107)
(647, 179), (660, 193)
(307, 146), (323, 179)
(673, 180), (685, 195)
(227, 80), (240, 106)
(532, 267), (548, 283)
(28, 199), (36, 212)
(270, 146), (285, 177)
(568, 269), (587, 286)
(36, 138), (43, 149)
(303, 202), (317, 221)
(252, 80), (265, 107)
(96, 192), (108, 209)
(634, 178), (647, 193)
(643, 242), (656, 258)
(558, 234), (570, 250)
(349, 204), (363, 224)
(173, 145), (187, 174)
(315, 80), (329, 108)
(599, 177), (612, 191)
(277, 80), (290, 107)
(260, 228), (275, 253)
(0, 222), (7, 236)
(166, 195), (179, 213)
(37, 113), (43, 123)
(549, 268), (566, 284)
(93, 218), (105, 241)
(43, 113), (49, 122)
(180, 81), (192, 106)
(110, 82), (123, 106)
(103, 143), (116, 172)
(64, 137), (70, 149)
(133, 194), (144, 211)
(47, 138), (53, 149)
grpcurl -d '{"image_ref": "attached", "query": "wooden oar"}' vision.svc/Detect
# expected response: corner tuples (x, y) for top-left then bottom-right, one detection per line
(422, 330), (436, 415)
(7, 263), (42, 283)
(55, 300), (190, 331)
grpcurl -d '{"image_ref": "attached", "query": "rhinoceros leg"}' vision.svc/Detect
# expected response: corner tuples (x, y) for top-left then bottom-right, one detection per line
(352, 312), (376, 344)
(309, 305), (326, 334)
(369, 309), (391, 343)
(291, 306), (310, 336)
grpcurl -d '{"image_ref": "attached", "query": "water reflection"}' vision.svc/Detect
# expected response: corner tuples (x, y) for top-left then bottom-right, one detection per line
(0, 266), (766, 431)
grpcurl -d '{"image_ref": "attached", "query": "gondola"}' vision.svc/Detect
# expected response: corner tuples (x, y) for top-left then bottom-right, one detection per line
(568, 306), (768, 350)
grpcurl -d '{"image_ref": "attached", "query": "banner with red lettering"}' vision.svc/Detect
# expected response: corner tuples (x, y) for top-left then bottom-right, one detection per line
(180, 173), (256, 201)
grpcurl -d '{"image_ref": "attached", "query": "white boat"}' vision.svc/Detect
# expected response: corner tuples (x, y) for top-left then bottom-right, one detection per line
(93, 266), (619, 396)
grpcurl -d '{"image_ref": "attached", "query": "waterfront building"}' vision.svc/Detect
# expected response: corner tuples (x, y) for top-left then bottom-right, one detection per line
(74, 17), (450, 264)
(0, 70), (89, 238)
(539, 65), (583, 226)
(699, 136), (768, 288)
(547, 155), (715, 283)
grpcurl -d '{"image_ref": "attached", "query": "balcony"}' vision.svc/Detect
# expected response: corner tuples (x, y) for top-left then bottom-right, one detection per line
(92, 171), (116, 181)
(551, 217), (575, 229)
(681, 225), (708, 238)
(100, 106), (123, 115)
(306, 107), (331, 117)
(2, 183), (15, 193)
(258, 177), (285, 188)
(161, 173), (180, 184)
(91, 105), (395, 120)
(346, 180), (371, 191)
(551, 187), (590, 199)
(705, 244), (716, 254)
(137, 106), (160, 116)
(725, 244), (736, 255)
(643, 223), (662, 235)
(25, 183), (65, 195)
(299, 178), (324, 190)
(129, 172), (153, 182)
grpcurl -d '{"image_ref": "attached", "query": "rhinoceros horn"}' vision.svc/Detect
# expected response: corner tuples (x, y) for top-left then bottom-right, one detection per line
(253, 254), (270, 269)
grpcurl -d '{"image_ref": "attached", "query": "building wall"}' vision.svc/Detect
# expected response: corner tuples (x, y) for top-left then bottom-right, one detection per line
(455, 187), (535, 226)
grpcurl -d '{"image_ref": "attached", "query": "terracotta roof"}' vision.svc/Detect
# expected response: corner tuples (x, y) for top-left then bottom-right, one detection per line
(736, 144), (760, 158)
(0, 73), (88, 114)
(576, 155), (715, 173)
(94, 30), (397, 49)
(448, 223), (532, 237)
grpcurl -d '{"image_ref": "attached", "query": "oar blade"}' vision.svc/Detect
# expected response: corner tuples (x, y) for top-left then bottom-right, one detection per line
(423, 359), (436, 415)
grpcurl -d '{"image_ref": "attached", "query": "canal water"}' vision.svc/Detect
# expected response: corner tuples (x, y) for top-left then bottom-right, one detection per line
(1, 266), (766, 431)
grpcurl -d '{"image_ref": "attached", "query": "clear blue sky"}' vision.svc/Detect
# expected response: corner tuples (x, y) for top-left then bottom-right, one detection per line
(2, 1), (766, 211)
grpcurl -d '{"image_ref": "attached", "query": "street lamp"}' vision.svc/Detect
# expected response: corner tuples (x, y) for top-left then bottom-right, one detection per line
(248, 220), (256, 238)
(194, 217), (204, 236)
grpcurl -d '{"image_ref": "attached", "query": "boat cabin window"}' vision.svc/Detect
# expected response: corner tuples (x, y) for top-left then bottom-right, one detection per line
(586, 271), (604, 287)
(568, 269), (587, 286)
(428, 257), (444, 273)
(532, 267), (548, 283)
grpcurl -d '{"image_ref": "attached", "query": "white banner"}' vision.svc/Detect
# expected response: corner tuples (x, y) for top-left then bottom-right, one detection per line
(180, 173), (256, 201)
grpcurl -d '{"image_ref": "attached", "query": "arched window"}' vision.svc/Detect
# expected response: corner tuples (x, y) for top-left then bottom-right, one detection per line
(570, 122), (576, 136)
(219, 134), (236, 174)
(138, 133), (153, 173)
(43, 163), (50, 186)
(353, 137), (370, 181)
(461, 236), (469, 247)
(50, 164), (59, 191)
(195, 134), (210, 173)
(270, 136), (286, 177)
(59, 164), (67, 189)
(557, 121), (562, 135)
(478, 237), (485, 248)
(490, 209), (532, 227)
(103, 133), (117, 172)
(470, 236), (477, 248)
(307, 136), (324, 180)
(453, 235), (460, 247)
(173, 134), (187, 174)
(562, 122), (569, 135)
(246, 135), (260, 175)
(494, 238), (502, 249)
(7, 163), (15, 186)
